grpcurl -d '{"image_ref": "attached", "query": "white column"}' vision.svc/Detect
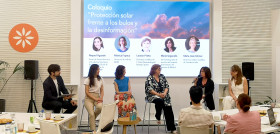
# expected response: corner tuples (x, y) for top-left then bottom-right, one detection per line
(272, 9), (280, 101)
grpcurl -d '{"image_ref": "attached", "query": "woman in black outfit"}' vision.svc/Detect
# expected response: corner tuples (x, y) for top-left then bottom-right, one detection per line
(194, 67), (215, 110)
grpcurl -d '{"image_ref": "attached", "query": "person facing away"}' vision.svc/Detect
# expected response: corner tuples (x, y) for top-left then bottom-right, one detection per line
(42, 64), (77, 113)
(178, 86), (214, 129)
(223, 93), (261, 134)
(84, 64), (104, 131)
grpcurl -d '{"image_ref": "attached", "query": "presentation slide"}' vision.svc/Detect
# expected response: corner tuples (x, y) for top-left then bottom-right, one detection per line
(83, 0), (210, 77)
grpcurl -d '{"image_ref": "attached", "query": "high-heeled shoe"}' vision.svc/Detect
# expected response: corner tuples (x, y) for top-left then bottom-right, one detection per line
(171, 130), (177, 134)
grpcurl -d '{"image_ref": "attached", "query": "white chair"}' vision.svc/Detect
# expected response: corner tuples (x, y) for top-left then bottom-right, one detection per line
(142, 98), (167, 134)
(178, 126), (211, 134)
(39, 119), (61, 134)
(96, 100), (118, 134)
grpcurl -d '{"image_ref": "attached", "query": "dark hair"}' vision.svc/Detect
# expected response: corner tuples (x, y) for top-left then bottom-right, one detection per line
(88, 64), (101, 87)
(231, 64), (243, 85)
(118, 37), (127, 47)
(185, 36), (200, 51)
(149, 64), (161, 75)
(92, 37), (104, 51)
(47, 64), (61, 75)
(164, 38), (176, 52)
(189, 86), (203, 104)
(200, 67), (211, 79)
(141, 38), (151, 46)
(115, 65), (125, 79)
(237, 93), (251, 112)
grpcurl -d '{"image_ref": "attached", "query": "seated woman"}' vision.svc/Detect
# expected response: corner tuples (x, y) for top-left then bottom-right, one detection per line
(84, 64), (104, 131)
(223, 65), (248, 110)
(145, 64), (177, 133)
(194, 67), (215, 110)
(223, 93), (261, 134)
(113, 65), (137, 117)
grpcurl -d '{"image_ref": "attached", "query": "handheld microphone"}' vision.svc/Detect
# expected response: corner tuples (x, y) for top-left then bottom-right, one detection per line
(192, 75), (201, 83)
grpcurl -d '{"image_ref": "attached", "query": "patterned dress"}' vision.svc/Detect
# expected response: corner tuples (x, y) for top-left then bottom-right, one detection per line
(114, 77), (137, 117)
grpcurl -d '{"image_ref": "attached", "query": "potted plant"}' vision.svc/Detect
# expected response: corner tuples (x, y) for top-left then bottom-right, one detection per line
(0, 60), (24, 111)
(256, 96), (276, 107)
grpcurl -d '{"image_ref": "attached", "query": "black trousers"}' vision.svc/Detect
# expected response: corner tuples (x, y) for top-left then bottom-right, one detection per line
(152, 98), (176, 131)
(42, 100), (77, 113)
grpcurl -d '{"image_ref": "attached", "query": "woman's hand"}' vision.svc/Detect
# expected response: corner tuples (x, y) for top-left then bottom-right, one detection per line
(223, 114), (229, 120)
(97, 98), (103, 103)
(160, 93), (166, 98)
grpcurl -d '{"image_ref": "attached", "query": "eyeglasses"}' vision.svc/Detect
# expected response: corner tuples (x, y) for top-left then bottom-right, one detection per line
(157, 68), (161, 71)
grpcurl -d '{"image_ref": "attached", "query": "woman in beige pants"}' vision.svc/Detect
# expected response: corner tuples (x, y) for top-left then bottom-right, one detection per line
(84, 64), (104, 131)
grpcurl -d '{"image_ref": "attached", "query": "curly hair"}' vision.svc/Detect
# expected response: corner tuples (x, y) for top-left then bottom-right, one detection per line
(115, 65), (125, 79)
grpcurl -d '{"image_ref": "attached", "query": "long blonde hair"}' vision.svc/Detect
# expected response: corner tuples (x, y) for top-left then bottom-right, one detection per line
(231, 65), (243, 85)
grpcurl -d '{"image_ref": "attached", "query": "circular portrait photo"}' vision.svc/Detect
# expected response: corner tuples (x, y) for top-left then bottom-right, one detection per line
(141, 37), (151, 52)
(115, 36), (130, 52)
(92, 36), (104, 52)
(185, 36), (200, 53)
(164, 37), (176, 53)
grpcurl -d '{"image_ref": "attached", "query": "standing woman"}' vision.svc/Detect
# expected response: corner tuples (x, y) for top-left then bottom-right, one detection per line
(194, 67), (215, 110)
(84, 64), (104, 131)
(114, 65), (137, 117)
(145, 64), (177, 133)
(223, 65), (248, 110)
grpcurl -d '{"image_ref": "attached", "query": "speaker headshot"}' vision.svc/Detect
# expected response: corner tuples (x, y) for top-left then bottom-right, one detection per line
(141, 37), (151, 52)
(42, 64), (77, 113)
(185, 36), (200, 53)
(115, 36), (130, 52)
(164, 37), (176, 53)
(92, 36), (104, 52)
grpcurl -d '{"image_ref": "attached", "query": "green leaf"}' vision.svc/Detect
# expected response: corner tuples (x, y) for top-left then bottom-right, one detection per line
(0, 60), (9, 67)
(12, 62), (24, 74)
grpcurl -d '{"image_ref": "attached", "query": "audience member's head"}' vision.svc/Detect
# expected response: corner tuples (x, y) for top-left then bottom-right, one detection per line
(189, 86), (203, 104)
(237, 93), (251, 112)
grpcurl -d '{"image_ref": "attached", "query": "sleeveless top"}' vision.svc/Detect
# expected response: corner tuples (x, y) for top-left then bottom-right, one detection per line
(114, 77), (129, 92)
(231, 77), (245, 97)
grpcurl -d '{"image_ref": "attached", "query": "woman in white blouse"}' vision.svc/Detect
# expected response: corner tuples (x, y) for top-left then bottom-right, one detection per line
(84, 64), (104, 131)
(223, 65), (248, 110)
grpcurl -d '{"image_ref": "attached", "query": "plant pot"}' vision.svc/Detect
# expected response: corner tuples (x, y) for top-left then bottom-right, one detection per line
(0, 99), (5, 112)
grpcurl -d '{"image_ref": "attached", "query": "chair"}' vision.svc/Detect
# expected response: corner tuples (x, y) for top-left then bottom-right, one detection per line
(39, 119), (61, 134)
(178, 126), (211, 134)
(142, 98), (166, 134)
(96, 100), (118, 134)
(79, 99), (90, 129)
